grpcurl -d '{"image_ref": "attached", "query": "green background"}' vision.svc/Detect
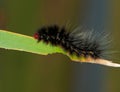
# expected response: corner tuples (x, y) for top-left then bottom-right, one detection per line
(0, 0), (120, 92)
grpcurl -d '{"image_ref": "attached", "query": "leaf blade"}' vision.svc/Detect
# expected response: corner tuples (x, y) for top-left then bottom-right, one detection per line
(0, 30), (120, 67)
(0, 30), (64, 55)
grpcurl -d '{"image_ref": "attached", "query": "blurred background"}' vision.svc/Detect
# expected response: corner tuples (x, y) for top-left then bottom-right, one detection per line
(0, 0), (120, 92)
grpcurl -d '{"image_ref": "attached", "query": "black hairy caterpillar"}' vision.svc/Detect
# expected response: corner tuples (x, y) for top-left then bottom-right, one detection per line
(34, 24), (110, 60)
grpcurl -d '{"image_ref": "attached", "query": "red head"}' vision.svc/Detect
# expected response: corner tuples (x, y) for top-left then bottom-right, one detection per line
(34, 32), (39, 39)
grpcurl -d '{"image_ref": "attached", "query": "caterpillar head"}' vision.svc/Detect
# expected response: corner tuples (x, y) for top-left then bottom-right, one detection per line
(34, 32), (42, 42)
(34, 28), (45, 42)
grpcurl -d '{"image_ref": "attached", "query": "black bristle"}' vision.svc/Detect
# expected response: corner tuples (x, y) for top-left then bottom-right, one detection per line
(34, 25), (110, 59)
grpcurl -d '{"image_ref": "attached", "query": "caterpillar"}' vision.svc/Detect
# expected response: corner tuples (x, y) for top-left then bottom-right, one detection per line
(34, 25), (110, 61)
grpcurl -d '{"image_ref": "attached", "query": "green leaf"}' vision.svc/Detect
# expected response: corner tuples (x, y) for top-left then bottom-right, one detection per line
(0, 30), (65, 55)
(1, 30), (120, 67)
